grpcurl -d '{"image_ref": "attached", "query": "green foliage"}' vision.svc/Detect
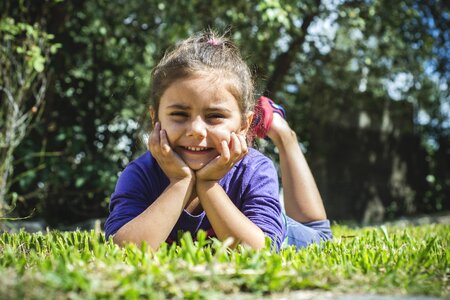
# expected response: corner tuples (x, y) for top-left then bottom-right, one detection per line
(0, 17), (58, 73)
(280, 0), (449, 218)
(0, 225), (448, 299)
(2, 0), (449, 222)
(0, 15), (59, 213)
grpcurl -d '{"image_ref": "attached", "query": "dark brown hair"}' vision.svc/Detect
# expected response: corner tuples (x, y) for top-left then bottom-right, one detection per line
(150, 30), (255, 121)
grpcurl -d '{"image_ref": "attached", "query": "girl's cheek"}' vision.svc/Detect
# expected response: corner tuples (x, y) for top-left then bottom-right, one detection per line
(160, 123), (176, 146)
(208, 127), (231, 148)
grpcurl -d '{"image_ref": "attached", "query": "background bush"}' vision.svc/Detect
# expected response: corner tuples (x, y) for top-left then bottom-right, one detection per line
(1, 0), (449, 225)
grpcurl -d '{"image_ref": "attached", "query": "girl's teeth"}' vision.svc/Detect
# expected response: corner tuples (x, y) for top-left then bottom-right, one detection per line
(186, 146), (207, 151)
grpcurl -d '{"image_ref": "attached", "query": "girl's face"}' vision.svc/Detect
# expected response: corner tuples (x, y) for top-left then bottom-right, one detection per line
(155, 74), (252, 170)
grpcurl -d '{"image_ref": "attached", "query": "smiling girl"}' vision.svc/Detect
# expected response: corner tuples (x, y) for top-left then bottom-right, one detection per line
(104, 31), (331, 251)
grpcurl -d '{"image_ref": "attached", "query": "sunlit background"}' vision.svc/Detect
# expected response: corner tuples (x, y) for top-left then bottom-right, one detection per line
(1, 0), (448, 228)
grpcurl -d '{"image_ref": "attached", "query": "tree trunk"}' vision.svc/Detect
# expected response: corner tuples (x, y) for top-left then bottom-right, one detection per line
(265, 0), (322, 98)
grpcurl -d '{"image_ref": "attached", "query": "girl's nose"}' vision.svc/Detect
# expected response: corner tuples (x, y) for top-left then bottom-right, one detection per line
(188, 117), (207, 138)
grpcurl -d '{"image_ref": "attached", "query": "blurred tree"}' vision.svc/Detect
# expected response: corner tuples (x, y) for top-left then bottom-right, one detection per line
(2, 0), (448, 224)
(297, 0), (449, 220)
(0, 16), (58, 215)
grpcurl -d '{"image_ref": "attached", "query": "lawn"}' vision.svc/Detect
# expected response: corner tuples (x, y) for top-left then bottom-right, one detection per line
(0, 224), (448, 299)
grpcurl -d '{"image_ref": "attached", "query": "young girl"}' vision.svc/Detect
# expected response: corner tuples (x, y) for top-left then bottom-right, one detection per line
(104, 31), (332, 251)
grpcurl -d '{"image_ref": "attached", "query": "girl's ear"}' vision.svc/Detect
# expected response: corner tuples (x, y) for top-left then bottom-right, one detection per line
(240, 111), (254, 134)
(149, 106), (156, 128)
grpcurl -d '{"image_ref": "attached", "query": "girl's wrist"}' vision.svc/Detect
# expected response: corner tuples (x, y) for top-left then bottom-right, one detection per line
(195, 179), (218, 192)
(271, 129), (298, 151)
(169, 175), (195, 186)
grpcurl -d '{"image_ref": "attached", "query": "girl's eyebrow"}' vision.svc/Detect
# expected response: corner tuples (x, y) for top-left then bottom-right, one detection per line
(206, 106), (232, 113)
(167, 103), (232, 113)
(167, 103), (190, 110)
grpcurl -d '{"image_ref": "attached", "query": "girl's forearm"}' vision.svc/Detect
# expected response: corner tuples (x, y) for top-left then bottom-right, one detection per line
(113, 177), (194, 250)
(196, 181), (266, 249)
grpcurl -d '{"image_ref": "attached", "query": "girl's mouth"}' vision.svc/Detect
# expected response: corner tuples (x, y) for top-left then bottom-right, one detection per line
(182, 146), (213, 154)
(185, 146), (209, 152)
(177, 146), (219, 169)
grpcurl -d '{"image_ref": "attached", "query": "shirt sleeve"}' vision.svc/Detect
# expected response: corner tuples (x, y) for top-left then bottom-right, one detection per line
(104, 158), (162, 240)
(240, 156), (285, 251)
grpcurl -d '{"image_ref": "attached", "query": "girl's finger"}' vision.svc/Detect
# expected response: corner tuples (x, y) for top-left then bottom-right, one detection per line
(237, 133), (248, 155)
(230, 132), (241, 158)
(148, 122), (161, 152)
(231, 132), (242, 164)
(220, 140), (230, 163)
(160, 129), (171, 154)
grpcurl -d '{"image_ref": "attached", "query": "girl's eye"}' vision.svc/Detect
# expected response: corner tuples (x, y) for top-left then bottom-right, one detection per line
(170, 112), (188, 117)
(208, 114), (225, 119)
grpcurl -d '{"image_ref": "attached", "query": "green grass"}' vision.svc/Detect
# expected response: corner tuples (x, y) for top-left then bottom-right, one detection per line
(0, 224), (448, 299)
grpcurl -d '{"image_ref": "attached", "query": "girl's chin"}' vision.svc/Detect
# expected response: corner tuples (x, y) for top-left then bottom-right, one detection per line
(184, 158), (215, 170)
(187, 163), (205, 171)
(177, 149), (218, 170)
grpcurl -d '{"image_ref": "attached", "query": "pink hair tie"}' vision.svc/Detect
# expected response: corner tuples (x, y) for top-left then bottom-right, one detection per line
(207, 38), (219, 46)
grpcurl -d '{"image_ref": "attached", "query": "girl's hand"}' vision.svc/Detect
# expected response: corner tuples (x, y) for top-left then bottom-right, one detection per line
(196, 132), (248, 182)
(148, 122), (195, 183)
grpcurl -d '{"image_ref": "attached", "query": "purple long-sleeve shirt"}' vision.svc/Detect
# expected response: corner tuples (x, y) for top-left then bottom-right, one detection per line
(104, 148), (286, 249)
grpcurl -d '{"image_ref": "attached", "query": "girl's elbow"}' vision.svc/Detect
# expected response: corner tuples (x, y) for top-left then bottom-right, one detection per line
(112, 229), (160, 250)
(243, 232), (266, 250)
(112, 231), (128, 247)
